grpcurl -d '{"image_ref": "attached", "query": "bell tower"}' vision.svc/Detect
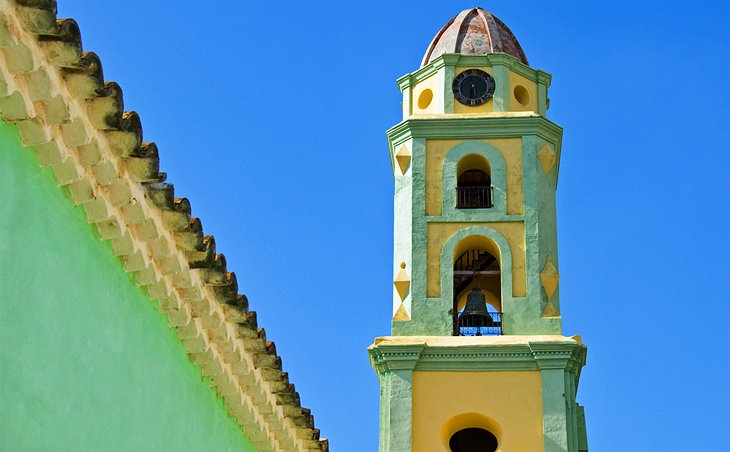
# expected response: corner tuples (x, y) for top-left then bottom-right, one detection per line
(369, 8), (588, 452)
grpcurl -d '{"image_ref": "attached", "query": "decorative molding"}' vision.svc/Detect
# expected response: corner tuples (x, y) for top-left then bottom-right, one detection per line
(538, 143), (556, 174)
(393, 262), (410, 301)
(540, 255), (560, 302)
(369, 336), (586, 376)
(394, 144), (411, 175)
(0, 3), (325, 451)
(386, 114), (563, 153)
(392, 303), (410, 321)
(397, 53), (551, 93)
(542, 302), (560, 318)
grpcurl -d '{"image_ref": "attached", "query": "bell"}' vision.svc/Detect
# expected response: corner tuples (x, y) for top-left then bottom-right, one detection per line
(458, 287), (494, 329)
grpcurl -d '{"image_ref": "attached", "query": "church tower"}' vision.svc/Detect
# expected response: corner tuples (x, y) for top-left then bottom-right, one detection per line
(369, 8), (588, 452)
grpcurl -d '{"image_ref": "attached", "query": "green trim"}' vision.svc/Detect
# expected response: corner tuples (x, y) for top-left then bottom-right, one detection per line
(370, 338), (585, 373)
(379, 370), (413, 452)
(397, 53), (551, 93)
(443, 64), (455, 114)
(401, 84), (412, 120)
(370, 344), (423, 452)
(438, 225), (516, 334)
(492, 63), (511, 112)
(532, 342), (586, 452)
(427, 215), (524, 223)
(387, 115), (563, 150)
(441, 140), (508, 215)
(537, 82), (549, 116)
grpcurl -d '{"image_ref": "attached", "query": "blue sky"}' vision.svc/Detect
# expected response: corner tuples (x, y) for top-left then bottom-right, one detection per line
(56, 1), (730, 450)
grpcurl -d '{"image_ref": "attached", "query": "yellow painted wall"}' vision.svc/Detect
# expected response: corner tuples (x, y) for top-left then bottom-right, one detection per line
(425, 138), (523, 217)
(412, 72), (445, 115)
(412, 371), (544, 452)
(508, 71), (538, 113)
(427, 222), (526, 297)
(453, 67), (495, 114)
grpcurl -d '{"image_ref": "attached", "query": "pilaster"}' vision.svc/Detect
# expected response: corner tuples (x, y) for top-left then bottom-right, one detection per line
(536, 71), (552, 116)
(492, 63), (511, 112)
(443, 64), (455, 114)
(533, 342), (587, 452)
(370, 344), (424, 452)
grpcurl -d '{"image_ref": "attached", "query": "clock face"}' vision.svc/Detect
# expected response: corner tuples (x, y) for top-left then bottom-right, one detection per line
(452, 69), (496, 106)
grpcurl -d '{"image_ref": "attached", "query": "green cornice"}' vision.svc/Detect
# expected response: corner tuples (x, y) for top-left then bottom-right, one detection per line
(369, 337), (586, 375)
(396, 53), (552, 93)
(396, 58), (445, 91)
(369, 344), (426, 373)
(386, 115), (563, 151)
(426, 214), (524, 223)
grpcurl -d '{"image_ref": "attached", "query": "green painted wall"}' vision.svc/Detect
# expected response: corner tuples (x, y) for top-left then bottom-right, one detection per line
(0, 121), (256, 451)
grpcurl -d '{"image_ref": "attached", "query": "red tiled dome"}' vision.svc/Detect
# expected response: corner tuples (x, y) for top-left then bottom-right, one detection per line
(422, 8), (528, 67)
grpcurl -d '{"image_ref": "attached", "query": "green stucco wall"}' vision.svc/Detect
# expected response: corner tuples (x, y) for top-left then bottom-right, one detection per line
(0, 120), (256, 451)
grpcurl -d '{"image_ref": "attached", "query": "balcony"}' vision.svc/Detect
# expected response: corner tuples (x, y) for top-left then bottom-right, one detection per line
(456, 186), (493, 209)
(457, 311), (502, 336)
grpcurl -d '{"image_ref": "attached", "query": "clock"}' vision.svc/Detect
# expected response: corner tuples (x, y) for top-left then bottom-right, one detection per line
(452, 69), (496, 106)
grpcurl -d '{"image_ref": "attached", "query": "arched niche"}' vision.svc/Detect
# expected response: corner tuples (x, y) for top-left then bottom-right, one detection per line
(442, 141), (507, 215)
(452, 234), (503, 335)
(439, 226), (514, 334)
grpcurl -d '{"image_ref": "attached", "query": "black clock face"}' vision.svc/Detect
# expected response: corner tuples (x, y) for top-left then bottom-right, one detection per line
(452, 69), (496, 106)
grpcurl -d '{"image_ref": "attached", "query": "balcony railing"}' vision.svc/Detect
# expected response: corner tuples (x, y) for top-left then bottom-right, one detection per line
(456, 186), (493, 209)
(457, 311), (502, 336)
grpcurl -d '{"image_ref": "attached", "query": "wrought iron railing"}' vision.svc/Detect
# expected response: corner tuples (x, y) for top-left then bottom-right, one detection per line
(457, 311), (502, 336)
(456, 186), (493, 209)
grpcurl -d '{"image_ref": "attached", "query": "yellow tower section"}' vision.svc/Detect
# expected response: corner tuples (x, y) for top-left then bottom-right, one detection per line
(369, 8), (588, 452)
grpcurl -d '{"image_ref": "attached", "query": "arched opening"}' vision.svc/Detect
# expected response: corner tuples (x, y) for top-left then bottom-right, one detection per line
(453, 238), (502, 336)
(449, 427), (498, 452)
(456, 154), (492, 209)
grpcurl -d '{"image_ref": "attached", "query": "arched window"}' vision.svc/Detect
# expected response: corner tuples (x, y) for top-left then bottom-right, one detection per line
(456, 154), (492, 209)
(449, 427), (498, 452)
(453, 248), (502, 336)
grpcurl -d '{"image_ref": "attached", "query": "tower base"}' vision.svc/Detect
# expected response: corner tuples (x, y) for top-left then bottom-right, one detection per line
(368, 336), (588, 452)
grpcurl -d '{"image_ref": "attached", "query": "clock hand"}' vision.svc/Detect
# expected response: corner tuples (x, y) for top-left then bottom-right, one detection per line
(470, 83), (476, 98)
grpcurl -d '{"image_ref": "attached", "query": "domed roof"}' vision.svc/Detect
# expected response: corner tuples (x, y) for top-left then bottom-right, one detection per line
(422, 8), (528, 67)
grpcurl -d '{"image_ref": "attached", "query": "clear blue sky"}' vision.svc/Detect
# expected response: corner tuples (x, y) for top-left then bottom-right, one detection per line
(56, 1), (730, 450)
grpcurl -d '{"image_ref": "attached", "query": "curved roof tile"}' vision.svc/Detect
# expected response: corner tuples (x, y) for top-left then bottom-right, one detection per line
(422, 7), (528, 67)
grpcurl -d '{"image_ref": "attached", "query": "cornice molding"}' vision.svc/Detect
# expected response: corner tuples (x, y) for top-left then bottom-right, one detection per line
(0, 3), (325, 451)
(386, 114), (563, 152)
(369, 336), (586, 376)
(397, 53), (551, 93)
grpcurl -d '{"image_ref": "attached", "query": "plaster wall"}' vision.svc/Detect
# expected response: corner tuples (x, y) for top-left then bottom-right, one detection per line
(411, 370), (544, 451)
(0, 121), (255, 451)
(425, 138), (523, 216)
(411, 72), (444, 115)
(509, 71), (538, 113)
